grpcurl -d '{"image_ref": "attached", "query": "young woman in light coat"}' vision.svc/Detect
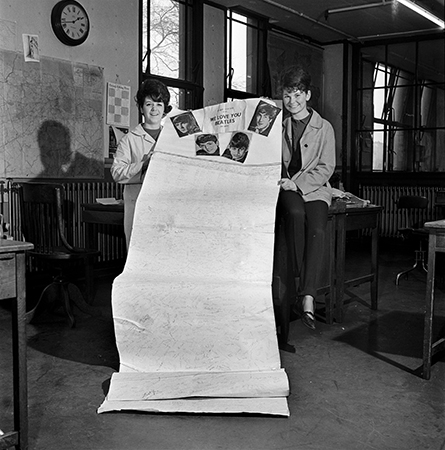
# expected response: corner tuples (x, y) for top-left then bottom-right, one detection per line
(111, 79), (171, 249)
(277, 66), (336, 331)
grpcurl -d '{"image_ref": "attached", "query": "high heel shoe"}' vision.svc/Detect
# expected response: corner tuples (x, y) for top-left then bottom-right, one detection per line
(301, 310), (316, 330)
(296, 296), (316, 330)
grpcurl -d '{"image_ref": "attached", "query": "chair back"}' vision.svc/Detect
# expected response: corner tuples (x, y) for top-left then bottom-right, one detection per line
(396, 195), (428, 210)
(396, 195), (428, 230)
(17, 183), (74, 254)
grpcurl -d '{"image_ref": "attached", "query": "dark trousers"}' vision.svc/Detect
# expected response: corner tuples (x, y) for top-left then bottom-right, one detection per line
(276, 190), (328, 299)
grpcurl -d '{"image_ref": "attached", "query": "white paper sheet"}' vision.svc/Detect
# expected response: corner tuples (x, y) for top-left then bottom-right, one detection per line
(99, 99), (290, 416)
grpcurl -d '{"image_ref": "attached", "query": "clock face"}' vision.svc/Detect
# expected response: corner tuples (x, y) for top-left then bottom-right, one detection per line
(51, 1), (90, 46)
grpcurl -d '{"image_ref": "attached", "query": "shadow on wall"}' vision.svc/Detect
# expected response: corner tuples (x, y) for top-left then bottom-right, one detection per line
(36, 120), (103, 179)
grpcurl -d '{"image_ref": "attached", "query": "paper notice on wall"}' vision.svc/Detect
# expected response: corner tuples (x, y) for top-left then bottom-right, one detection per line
(98, 99), (289, 416)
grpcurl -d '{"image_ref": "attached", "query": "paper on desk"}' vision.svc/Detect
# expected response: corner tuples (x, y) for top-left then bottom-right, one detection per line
(98, 99), (289, 416)
(95, 197), (122, 205)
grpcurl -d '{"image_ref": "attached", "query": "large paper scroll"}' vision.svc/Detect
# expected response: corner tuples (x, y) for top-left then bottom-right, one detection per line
(98, 99), (289, 416)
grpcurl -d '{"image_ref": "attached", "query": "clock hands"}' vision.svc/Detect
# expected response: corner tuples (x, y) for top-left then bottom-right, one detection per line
(61, 16), (85, 24)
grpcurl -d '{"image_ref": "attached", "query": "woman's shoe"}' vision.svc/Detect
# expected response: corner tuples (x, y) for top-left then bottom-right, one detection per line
(296, 295), (316, 330)
(301, 310), (316, 330)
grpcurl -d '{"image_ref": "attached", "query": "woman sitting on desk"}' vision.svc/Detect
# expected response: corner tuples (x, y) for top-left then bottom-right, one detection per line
(111, 78), (172, 249)
(276, 66), (336, 332)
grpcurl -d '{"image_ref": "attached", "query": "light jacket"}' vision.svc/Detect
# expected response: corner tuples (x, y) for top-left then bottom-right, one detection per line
(282, 108), (336, 206)
(110, 123), (160, 248)
(110, 124), (158, 185)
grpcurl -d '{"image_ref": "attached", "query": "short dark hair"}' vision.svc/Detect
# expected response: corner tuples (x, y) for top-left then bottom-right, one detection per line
(196, 134), (218, 145)
(280, 66), (311, 94)
(135, 78), (172, 113)
(230, 132), (249, 149)
(257, 103), (277, 118)
(172, 113), (194, 126)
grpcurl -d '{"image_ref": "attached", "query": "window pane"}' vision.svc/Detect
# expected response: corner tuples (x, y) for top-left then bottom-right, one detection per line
(372, 128), (384, 171)
(168, 86), (194, 110)
(227, 12), (260, 94)
(361, 59), (375, 89)
(230, 14), (247, 91)
(421, 83), (445, 129)
(359, 89), (373, 129)
(357, 130), (373, 171)
(145, 0), (191, 80)
(392, 83), (415, 128)
(392, 129), (414, 171)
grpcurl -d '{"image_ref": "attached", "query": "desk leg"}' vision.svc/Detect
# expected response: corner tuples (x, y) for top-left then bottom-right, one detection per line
(422, 233), (436, 380)
(86, 222), (98, 252)
(370, 225), (379, 310)
(334, 213), (346, 323)
(12, 252), (28, 450)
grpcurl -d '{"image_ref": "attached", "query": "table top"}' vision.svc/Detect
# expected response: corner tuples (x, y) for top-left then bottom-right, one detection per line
(80, 200), (381, 216)
(81, 202), (124, 212)
(424, 219), (445, 230)
(0, 239), (33, 254)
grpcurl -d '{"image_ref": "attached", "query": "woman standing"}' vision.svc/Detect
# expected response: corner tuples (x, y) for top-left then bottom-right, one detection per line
(111, 79), (172, 249)
(276, 66), (336, 332)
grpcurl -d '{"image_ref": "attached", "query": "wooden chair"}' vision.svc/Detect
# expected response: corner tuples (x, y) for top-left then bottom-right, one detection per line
(395, 195), (429, 285)
(17, 182), (101, 327)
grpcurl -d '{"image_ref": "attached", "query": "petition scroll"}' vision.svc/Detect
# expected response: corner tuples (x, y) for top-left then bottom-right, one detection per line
(98, 99), (289, 416)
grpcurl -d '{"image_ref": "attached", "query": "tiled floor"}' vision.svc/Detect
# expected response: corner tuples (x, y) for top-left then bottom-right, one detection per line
(1, 238), (444, 450)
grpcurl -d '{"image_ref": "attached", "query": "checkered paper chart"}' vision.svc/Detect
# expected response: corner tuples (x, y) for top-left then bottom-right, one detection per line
(107, 82), (131, 127)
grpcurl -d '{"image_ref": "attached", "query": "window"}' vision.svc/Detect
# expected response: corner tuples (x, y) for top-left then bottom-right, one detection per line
(226, 9), (269, 100)
(141, 0), (203, 110)
(356, 38), (445, 173)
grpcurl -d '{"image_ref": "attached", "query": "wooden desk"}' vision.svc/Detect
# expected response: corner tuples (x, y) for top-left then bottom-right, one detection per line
(81, 203), (124, 254)
(0, 240), (33, 450)
(422, 219), (445, 380)
(272, 200), (346, 350)
(334, 204), (383, 323)
(81, 202), (124, 227)
(273, 202), (382, 350)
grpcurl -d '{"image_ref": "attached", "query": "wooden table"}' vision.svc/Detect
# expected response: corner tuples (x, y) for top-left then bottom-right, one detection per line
(0, 240), (33, 450)
(334, 204), (383, 323)
(272, 202), (382, 350)
(80, 202), (124, 256)
(81, 202), (124, 227)
(422, 219), (445, 380)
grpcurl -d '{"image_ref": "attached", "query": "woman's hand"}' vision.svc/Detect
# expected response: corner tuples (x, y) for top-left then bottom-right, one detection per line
(141, 150), (154, 168)
(278, 178), (298, 191)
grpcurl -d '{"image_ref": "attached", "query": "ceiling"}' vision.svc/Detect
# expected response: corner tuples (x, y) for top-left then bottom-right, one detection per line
(211, 0), (445, 45)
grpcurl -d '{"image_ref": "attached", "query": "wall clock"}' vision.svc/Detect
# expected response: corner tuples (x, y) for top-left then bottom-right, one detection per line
(51, 0), (90, 46)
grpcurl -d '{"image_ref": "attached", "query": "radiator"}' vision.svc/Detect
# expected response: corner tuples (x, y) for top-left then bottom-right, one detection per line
(7, 180), (125, 264)
(360, 185), (444, 238)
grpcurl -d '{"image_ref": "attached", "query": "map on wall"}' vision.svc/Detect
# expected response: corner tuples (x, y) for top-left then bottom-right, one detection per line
(0, 49), (104, 179)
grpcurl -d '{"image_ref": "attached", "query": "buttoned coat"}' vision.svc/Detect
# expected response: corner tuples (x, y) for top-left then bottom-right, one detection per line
(111, 123), (159, 247)
(282, 108), (336, 206)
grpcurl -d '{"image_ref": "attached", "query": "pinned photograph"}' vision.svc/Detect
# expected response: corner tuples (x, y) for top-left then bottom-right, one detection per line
(222, 131), (251, 164)
(23, 34), (40, 62)
(247, 101), (280, 137)
(195, 134), (220, 156)
(171, 112), (201, 137)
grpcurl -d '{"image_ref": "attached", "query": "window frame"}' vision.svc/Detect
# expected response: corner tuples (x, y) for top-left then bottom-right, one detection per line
(354, 37), (445, 173)
(140, 0), (204, 110)
(225, 7), (270, 101)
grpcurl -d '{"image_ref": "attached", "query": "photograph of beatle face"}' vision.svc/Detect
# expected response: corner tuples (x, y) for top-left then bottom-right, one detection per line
(171, 111), (201, 137)
(222, 131), (251, 164)
(195, 134), (220, 156)
(247, 101), (280, 137)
